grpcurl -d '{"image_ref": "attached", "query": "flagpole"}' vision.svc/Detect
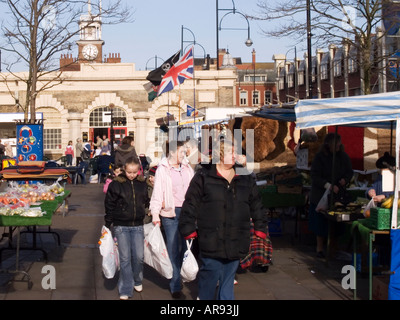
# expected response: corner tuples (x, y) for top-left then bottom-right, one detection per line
(193, 45), (196, 125)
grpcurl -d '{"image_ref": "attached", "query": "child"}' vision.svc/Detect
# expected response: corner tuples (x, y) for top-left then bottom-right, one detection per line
(144, 166), (157, 224)
(103, 164), (123, 194)
(104, 157), (149, 300)
(65, 140), (74, 166)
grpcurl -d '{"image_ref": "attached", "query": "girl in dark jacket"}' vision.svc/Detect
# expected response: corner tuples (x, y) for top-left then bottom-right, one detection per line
(179, 139), (268, 300)
(104, 157), (149, 300)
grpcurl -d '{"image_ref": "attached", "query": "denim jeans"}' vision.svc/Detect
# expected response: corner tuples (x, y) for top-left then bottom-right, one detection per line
(161, 207), (186, 293)
(113, 225), (144, 297)
(66, 154), (73, 166)
(198, 256), (240, 300)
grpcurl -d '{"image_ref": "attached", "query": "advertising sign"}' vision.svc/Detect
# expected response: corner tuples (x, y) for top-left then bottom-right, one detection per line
(16, 124), (44, 162)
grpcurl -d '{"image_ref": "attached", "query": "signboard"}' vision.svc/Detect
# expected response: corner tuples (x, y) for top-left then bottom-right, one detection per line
(296, 148), (309, 170)
(16, 124), (44, 162)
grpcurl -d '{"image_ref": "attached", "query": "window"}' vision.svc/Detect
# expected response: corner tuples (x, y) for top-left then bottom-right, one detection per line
(278, 76), (285, 90)
(264, 91), (272, 104)
(321, 64), (328, 79)
(154, 128), (168, 158)
(298, 71), (304, 85)
(89, 106), (126, 127)
(252, 91), (260, 106)
(44, 129), (62, 150)
(244, 75), (267, 82)
(334, 60), (342, 77)
(288, 74), (294, 88)
(240, 91), (248, 106)
(348, 57), (357, 73)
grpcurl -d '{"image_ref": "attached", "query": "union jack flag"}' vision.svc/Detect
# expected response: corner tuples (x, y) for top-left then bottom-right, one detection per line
(157, 47), (194, 96)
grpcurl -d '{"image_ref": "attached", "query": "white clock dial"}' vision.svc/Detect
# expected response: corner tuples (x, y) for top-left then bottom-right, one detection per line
(82, 44), (98, 60)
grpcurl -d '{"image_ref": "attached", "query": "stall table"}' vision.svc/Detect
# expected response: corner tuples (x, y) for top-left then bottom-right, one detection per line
(351, 219), (390, 300)
(258, 187), (306, 239)
(0, 190), (71, 288)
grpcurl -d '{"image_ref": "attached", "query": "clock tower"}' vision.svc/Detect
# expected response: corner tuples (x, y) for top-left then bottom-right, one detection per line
(76, 0), (104, 63)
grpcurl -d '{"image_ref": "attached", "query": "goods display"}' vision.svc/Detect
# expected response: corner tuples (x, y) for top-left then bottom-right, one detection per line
(0, 181), (65, 217)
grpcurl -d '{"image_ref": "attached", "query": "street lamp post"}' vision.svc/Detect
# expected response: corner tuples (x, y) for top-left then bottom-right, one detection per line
(109, 103), (115, 156)
(181, 25), (208, 69)
(216, 0), (253, 70)
(145, 55), (164, 71)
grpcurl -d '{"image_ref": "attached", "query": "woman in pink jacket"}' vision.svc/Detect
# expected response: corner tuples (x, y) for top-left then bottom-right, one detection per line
(149, 140), (194, 298)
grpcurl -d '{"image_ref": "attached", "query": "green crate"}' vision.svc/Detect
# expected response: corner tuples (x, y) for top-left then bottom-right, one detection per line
(258, 185), (277, 193)
(368, 207), (400, 230)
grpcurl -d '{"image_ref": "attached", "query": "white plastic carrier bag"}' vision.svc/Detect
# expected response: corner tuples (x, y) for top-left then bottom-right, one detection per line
(144, 223), (173, 279)
(98, 226), (119, 279)
(180, 239), (198, 282)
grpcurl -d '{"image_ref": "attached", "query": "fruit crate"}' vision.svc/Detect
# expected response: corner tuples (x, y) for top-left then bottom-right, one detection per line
(368, 207), (400, 230)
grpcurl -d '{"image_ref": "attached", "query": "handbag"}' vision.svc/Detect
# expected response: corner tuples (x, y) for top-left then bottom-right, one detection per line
(143, 224), (173, 279)
(98, 226), (119, 279)
(180, 239), (199, 282)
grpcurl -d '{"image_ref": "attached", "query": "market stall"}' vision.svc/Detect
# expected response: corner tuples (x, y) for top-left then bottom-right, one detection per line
(294, 90), (400, 300)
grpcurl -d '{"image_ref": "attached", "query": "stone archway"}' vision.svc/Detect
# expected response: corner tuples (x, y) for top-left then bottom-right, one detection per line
(82, 92), (133, 142)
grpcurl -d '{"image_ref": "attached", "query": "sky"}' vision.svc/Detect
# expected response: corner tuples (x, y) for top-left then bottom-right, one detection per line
(0, 0), (303, 72)
(100, 0), (300, 70)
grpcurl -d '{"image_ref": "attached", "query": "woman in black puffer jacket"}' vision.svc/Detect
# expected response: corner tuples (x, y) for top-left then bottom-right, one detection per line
(104, 157), (149, 300)
(179, 139), (268, 300)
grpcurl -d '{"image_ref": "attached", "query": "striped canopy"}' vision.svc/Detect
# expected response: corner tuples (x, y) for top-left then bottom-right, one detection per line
(295, 91), (400, 129)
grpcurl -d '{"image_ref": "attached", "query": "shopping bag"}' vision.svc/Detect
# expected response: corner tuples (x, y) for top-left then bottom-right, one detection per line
(98, 226), (119, 279)
(363, 198), (376, 217)
(144, 224), (173, 279)
(316, 188), (330, 212)
(180, 239), (199, 282)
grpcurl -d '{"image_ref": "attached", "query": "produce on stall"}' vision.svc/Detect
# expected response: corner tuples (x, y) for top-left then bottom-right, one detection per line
(0, 181), (65, 217)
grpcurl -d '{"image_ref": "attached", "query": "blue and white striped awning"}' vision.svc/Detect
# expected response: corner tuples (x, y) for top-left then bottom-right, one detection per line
(295, 91), (400, 129)
(171, 118), (230, 139)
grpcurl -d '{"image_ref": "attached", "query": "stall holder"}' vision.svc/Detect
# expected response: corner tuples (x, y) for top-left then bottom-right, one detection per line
(0, 191), (71, 289)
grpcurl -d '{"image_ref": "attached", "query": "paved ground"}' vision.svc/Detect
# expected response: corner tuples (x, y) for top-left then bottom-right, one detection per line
(0, 182), (371, 301)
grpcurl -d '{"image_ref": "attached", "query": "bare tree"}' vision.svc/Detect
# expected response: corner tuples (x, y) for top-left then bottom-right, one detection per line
(250, 0), (397, 95)
(0, 0), (133, 122)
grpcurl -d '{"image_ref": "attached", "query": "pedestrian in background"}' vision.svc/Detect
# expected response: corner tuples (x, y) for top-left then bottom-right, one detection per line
(75, 138), (84, 166)
(144, 166), (157, 224)
(103, 164), (124, 194)
(309, 133), (353, 258)
(104, 157), (149, 300)
(114, 136), (139, 167)
(65, 140), (74, 166)
(150, 140), (194, 299)
(4, 142), (13, 158)
(179, 138), (268, 300)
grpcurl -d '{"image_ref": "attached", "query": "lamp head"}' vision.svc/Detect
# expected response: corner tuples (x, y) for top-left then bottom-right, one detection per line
(245, 38), (253, 47)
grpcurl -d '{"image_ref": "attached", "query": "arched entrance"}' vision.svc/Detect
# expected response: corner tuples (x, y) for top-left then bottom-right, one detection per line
(89, 106), (128, 146)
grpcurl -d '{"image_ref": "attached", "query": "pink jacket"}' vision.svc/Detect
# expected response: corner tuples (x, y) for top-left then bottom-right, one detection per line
(149, 156), (194, 222)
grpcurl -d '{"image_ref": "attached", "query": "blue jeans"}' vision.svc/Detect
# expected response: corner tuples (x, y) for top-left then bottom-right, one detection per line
(198, 256), (240, 300)
(66, 154), (73, 165)
(113, 225), (144, 297)
(161, 207), (186, 293)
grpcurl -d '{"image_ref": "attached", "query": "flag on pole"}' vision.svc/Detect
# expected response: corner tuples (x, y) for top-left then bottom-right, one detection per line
(143, 81), (159, 101)
(186, 104), (197, 117)
(157, 47), (194, 97)
(146, 51), (180, 86)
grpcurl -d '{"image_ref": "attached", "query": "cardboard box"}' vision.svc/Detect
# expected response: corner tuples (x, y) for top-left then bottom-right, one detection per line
(372, 275), (390, 300)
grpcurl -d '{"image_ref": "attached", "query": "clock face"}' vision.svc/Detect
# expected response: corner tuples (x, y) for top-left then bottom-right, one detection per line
(82, 44), (98, 60)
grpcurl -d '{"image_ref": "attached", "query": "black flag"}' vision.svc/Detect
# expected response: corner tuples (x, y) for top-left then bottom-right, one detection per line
(146, 51), (180, 86)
